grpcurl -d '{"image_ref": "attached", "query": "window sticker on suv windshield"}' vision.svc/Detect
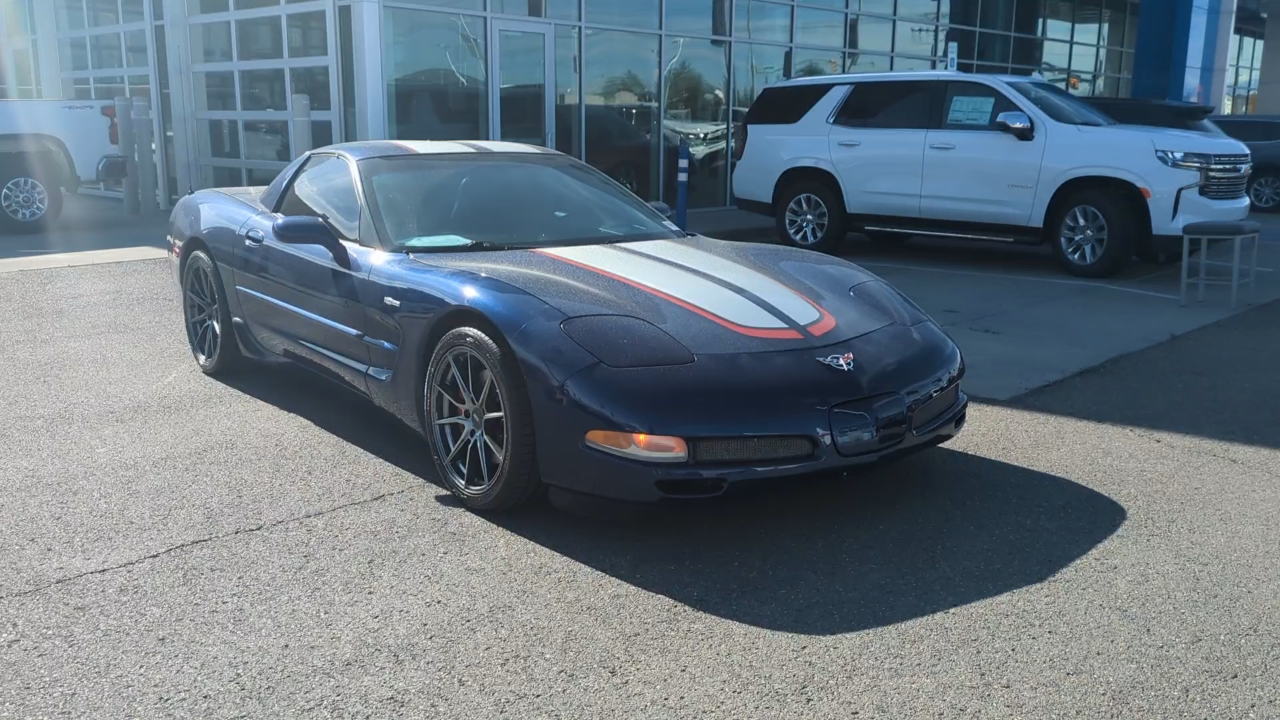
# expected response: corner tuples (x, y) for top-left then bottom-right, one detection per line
(947, 96), (996, 125)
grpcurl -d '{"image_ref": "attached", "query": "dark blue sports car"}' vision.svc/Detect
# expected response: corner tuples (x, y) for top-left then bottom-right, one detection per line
(168, 141), (967, 511)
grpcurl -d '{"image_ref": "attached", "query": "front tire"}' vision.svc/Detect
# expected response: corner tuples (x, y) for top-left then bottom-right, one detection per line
(182, 249), (242, 375)
(0, 171), (63, 234)
(775, 180), (847, 253)
(1247, 171), (1280, 212)
(1048, 189), (1136, 278)
(424, 327), (541, 512)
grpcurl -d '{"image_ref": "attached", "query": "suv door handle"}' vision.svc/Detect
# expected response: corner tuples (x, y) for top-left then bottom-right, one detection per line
(929, 143), (956, 150)
(244, 229), (266, 246)
(837, 140), (861, 147)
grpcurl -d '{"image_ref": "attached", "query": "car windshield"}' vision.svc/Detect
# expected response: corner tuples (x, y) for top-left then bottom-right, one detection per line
(359, 154), (681, 252)
(1008, 81), (1116, 127)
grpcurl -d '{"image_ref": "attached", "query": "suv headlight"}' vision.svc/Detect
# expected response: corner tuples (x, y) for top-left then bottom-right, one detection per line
(1156, 150), (1214, 169)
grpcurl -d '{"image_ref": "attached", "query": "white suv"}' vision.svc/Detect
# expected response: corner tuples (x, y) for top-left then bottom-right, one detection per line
(730, 71), (1254, 277)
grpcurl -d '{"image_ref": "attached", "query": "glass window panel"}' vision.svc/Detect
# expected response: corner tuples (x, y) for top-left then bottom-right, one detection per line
(244, 120), (292, 161)
(383, 8), (488, 141)
(795, 7), (844, 48)
(57, 0), (87, 32)
(555, 25), (581, 158)
(93, 77), (125, 100)
(844, 51), (889, 72)
(339, 4), (356, 141)
(1070, 42), (1098, 74)
(240, 69), (288, 110)
(11, 51), (33, 86)
(1235, 67), (1253, 90)
(195, 70), (236, 110)
(127, 75), (151, 101)
(856, 0), (894, 16)
(802, 0), (846, 8)
(790, 48), (842, 76)
(87, 0), (120, 26)
(893, 56), (934, 70)
(153, 0), (164, 20)
(1095, 45), (1122, 76)
(1041, 38), (1070, 75)
(940, 0), (978, 27)
(585, 0), (659, 29)
(735, 0), (791, 43)
(203, 119), (241, 159)
(1099, 0), (1125, 48)
(67, 77), (93, 99)
(193, 22), (233, 63)
(492, 0), (579, 20)
(235, 0), (278, 8)
(977, 31), (1012, 65)
(61, 37), (90, 72)
(732, 42), (786, 107)
(126, 30), (149, 67)
(204, 166), (244, 188)
(290, 66), (331, 110)
(311, 120), (333, 149)
(1120, 49), (1132, 76)
(1042, 1), (1072, 40)
(583, 29), (660, 201)
(1099, 74), (1121, 97)
(495, 28), (547, 145)
(943, 27), (976, 61)
(236, 16), (284, 61)
(1069, 74), (1096, 96)
(188, 0), (230, 13)
(1253, 40), (1265, 71)
(91, 33), (124, 70)
(390, 0), (482, 9)
(847, 15), (892, 52)
(897, 0), (938, 22)
(287, 11), (327, 58)
(662, 37), (728, 208)
(896, 22), (941, 57)
(247, 167), (282, 185)
(122, 0), (146, 22)
(665, 0), (730, 37)
(979, 0), (1015, 32)
(1012, 35), (1041, 68)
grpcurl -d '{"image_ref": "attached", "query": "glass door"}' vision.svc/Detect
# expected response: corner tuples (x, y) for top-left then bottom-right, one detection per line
(490, 20), (555, 148)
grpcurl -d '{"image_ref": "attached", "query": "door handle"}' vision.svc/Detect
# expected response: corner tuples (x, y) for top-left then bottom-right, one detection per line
(929, 143), (956, 150)
(244, 229), (266, 247)
(837, 140), (861, 147)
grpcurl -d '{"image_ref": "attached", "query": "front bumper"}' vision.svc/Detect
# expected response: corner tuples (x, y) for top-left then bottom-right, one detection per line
(1147, 170), (1252, 241)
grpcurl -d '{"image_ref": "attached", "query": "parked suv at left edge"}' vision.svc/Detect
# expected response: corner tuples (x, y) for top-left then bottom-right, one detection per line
(731, 71), (1253, 277)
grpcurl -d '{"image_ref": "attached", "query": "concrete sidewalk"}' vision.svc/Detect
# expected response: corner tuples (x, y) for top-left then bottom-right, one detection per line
(0, 194), (169, 269)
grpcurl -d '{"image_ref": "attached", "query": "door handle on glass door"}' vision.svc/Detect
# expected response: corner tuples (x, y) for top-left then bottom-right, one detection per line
(244, 229), (266, 246)
(929, 143), (956, 150)
(837, 140), (861, 147)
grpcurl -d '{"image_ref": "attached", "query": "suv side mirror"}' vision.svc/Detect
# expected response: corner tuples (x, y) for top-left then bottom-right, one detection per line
(995, 111), (1034, 141)
(274, 215), (340, 248)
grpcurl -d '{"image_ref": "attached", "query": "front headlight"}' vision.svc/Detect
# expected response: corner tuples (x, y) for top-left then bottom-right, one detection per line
(1155, 150), (1214, 169)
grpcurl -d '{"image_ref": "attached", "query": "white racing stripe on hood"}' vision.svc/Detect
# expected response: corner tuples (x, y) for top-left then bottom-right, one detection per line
(623, 240), (822, 326)
(538, 245), (789, 329)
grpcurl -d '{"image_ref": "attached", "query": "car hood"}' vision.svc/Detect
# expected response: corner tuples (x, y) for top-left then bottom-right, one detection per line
(413, 236), (932, 355)
(1081, 124), (1251, 154)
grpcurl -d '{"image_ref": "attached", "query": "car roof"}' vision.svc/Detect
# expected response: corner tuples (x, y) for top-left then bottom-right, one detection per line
(772, 70), (1040, 87)
(317, 140), (562, 162)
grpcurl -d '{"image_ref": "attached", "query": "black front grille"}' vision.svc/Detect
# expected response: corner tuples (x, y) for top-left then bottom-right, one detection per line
(689, 436), (815, 464)
(1200, 154), (1252, 200)
(911, 382), (960, 431)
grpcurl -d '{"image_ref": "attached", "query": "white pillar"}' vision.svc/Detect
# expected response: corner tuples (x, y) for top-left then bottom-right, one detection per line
(1256, 11), (1280, 113)
(351, 0), (386, 140)
(30, 0), (62, 98)
(1207, 0), (1239, 112)
(163, 0), (196, 194)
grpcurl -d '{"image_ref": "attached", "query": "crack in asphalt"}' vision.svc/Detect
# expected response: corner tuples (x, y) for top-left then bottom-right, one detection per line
(0, 487), (413, 603)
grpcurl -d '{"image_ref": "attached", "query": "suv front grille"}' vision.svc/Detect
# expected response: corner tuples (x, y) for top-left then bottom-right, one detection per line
(1199, 154), (1252, 200)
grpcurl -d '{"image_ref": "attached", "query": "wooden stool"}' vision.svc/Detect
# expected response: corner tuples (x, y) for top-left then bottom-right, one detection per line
(1179, 220), (1261, 309)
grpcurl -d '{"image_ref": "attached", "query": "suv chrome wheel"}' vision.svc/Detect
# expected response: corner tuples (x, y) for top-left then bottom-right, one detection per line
(784, 192), (829, 245)
(1, 176), (49, 223)
(1058, 204), (1108, 266)
(429, 347), (508, 497)
(1249, 174), (1280, 210)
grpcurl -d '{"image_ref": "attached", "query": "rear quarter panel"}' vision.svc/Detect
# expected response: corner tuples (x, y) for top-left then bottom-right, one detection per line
(169, 189), (265, 317)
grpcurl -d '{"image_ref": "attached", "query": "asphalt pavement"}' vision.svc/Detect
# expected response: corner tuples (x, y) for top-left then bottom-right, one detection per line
(1, 259), (1277, 718)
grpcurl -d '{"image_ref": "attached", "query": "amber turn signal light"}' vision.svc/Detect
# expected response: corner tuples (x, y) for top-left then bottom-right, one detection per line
(584, 431), (688, 463)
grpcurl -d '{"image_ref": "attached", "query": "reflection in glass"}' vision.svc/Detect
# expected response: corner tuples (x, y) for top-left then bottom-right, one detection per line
(57, 0), (87, 31)
(87, 0), (119, 26)
(287, 11), (328, 58)
(497, 29), (548, 146)
(291, 66), (331, 110)
(244, 120), (291, 161)
(492, 0), (579, 20)
(897, 0), (939, 22)
(977, 31), (1012, 65)
(847, 15), (892, 53)
(126, 30), (148, 68)
(555, 26), (581, 158)
(203, 166), (243, 188)
(896, 21), (941, 57)
(792, 49), (842, 76)
(122, 0), (145, 21)
(195, 71), (236, 110)
(312, 120), (334, 149)
(666, 0), (730, 37)
(940, 0), (978, 27)
(91, 32), (123, 70)
(845, 51), (889, 73)
(60, 37), (90, 71)
(733, 42), (786, 106)
(585, 0), (659, 30)
(340, 4), (357, 141)
(236, 16), (284, 61)
(583, 29), (660, 201)
(192, 22), (232, 63)
(247, 167), (281, 185)
(128, 75), (151, 101)
(735, 0), (791, 43)
(1041, 39), (1070, 80)
(795, 8), (845, 48)
(384, 8), (488, 141)
(859, 0), (894, 16)
(93, 78), (124, 100)
(240, 69), (288, 110)
(663, 37), (728, 209)
(1070, 42), (1097, 75)
(188, 0), (230, 13)
(893, 56), (934, 71)
(203, 120), (241, 159)
(1012, 35), (1041, 68)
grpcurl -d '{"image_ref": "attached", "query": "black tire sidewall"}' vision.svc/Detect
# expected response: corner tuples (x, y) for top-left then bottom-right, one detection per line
(182, 250), (239, 374)
(1247, 173), (1280, 213)
(775, 181), (847, 253)
(1049, 190), (1136, 278)
(424, 327), (540, 511)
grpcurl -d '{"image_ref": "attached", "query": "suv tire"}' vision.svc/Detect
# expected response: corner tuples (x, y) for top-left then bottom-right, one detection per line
(1247, 170), (1280, 212)
(1048, 189), (1136, 278)
(775, 180), (847, 253)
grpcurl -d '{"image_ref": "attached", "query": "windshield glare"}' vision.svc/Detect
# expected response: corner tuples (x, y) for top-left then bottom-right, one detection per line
(360, 155), (680, 251)
(1008, 81), (1116, 127)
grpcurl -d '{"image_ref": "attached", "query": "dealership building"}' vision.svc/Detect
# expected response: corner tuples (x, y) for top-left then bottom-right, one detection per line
(0, 0), (1273, 210)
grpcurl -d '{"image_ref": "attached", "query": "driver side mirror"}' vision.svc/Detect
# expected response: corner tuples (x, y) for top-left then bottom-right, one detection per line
(649, 200), (674, 219)
(273, 215), (339, 248)
(995, 111), (1034, 141)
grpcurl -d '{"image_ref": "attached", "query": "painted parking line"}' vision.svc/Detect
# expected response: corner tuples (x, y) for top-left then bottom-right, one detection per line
(858, 260), (1183, 300)
(0, 246), (169, 274)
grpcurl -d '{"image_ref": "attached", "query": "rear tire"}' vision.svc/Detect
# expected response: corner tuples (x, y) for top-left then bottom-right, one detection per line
(0, 169), (63, 234)
(1048, 189), (1136, 278)
(182, 249), (243, 375)
(775, 180), (847, 253)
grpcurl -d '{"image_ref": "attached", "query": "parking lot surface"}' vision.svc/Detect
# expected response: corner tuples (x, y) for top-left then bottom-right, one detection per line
(1, 258), (1277, 718)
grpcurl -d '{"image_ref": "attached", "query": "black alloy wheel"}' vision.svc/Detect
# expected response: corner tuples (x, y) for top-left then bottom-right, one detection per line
(182, 250), (241, 374)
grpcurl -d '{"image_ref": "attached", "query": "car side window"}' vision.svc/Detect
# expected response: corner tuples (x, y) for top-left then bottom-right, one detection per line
(833, 81), (937, 130)
(277, 154), (362, 242)
(940, 81), (1019, 131)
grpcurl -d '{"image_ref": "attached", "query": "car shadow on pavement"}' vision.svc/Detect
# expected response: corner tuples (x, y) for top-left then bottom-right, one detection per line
(218, 363), (1125, 637)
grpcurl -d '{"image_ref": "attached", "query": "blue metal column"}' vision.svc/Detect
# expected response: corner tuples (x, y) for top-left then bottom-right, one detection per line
(1132, 0), (1232, 103)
